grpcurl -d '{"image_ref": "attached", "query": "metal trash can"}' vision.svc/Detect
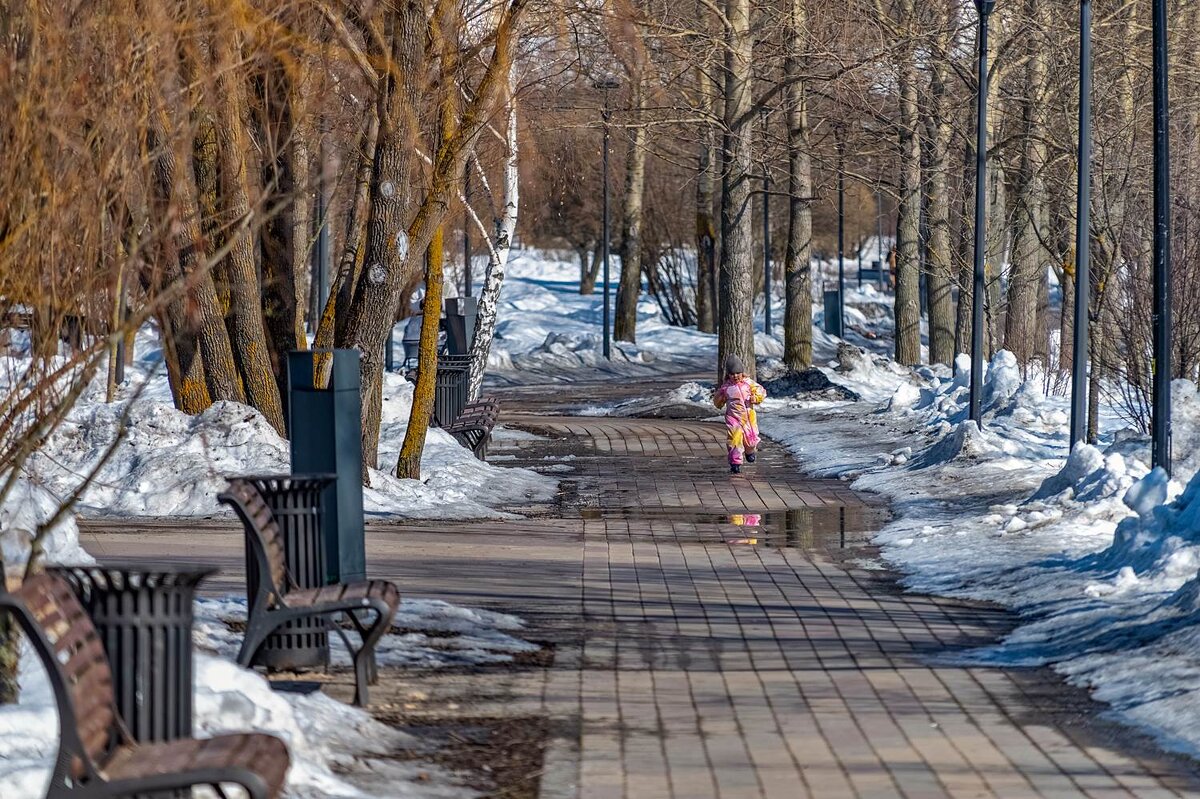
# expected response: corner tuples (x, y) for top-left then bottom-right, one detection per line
(51, 564), (215, 745)
(823, 289), (843, 337)
(243, 474), (336, 670)
(433, 354), (471, 427)
(443, 296), (478, 355)
(285, 350), (366, 585)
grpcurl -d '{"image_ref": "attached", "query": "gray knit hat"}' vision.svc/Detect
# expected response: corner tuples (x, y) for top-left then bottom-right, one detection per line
(724, 354), (746, 377)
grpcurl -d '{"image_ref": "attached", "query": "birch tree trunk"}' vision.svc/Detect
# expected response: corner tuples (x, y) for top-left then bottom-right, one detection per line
(339, 1), (524, 473)
(469, 73), (519, 399)
(615, 78), (648, 344)
(719, 0), (756, 379)
(893, 10), (922, 366)
(783, 0), (813, 369)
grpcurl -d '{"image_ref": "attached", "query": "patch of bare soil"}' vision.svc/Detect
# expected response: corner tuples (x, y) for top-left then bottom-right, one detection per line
(374, 714), (552, 799)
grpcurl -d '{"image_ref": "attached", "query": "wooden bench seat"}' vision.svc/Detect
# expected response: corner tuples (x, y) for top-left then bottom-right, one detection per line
(218, 479), (400, 707)
(0, 573), (290, 799)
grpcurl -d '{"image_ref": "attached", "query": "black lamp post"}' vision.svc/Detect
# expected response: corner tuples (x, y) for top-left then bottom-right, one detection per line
(969, 0), (996, 426)
(597, 79), (619, 360)
(763, 149), (772, 335)
(761, 110), (773, 336)
(1069, 0), (1091, 447)
(836, 128), (846, 338)
(1152, 0), (1171, 472)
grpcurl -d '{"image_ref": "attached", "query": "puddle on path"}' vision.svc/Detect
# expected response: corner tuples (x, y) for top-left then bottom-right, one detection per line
(577, 505), (889, 550)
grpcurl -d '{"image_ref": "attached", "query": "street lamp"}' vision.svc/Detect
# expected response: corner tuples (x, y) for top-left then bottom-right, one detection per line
(835, 127), (846, 338)
(1151, 0), (1171, 472)
(969, 0), (996, 426)
(1069, 0), (1092, 447)
(761, 109), (773, 337)
(596, 78), (620, 360)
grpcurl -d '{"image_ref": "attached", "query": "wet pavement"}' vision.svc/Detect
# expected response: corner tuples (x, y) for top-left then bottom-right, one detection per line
(83, 370), (1200, 798)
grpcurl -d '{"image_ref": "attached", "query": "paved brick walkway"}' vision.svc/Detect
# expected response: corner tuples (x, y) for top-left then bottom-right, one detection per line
(84, 376), (1200, 797)
(494, 412), (1200, 799)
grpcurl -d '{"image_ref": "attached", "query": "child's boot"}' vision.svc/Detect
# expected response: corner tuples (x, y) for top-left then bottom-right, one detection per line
(730, 464), (741, 475)
(746, 452), (757, 464)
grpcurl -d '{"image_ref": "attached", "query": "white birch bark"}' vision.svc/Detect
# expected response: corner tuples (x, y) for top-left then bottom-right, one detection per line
(468, 68), (519, 399)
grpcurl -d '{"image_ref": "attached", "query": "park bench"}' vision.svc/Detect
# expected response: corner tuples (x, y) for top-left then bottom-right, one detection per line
(441, 396), (500, 459)
(218, 479), (400, 707)
(0, 572), (290, 799)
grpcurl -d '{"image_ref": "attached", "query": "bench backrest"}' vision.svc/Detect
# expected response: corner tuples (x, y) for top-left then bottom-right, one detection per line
(1, 572), (118, 780)
(218, 480), (289, 598)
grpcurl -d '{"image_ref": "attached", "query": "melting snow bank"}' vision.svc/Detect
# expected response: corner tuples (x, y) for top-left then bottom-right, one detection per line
(759, 350), (1200, 758)
(0, 640), (475, 799)
(19, 337), (555, 520)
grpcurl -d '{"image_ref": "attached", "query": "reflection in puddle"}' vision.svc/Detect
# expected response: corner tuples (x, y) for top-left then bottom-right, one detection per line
(576, 505), (886, 550)
(726, 507), (866, 549)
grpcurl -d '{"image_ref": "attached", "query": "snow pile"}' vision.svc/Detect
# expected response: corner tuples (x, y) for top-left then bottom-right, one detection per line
(23, 355), (555, 521)
(761, 345), (1200, 756)
(0, 478), (93, 582)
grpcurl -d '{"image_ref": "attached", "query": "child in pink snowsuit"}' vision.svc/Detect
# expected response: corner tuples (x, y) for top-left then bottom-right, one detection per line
(713, 354), (766, 474)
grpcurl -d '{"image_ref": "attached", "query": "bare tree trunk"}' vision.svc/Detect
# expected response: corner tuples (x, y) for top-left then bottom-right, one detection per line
(0, 615), (15, 704)
(580, 242), (601, 295)
(258, 58), (309, 387)
(719, 0), (756, 379)
(152, 111), (243, 408)
(695, 63), (718, 334)
(1003, 0), (1050, 369)
(955, 142), (974, 358)
(336, 5), (425, 473)
(341, 1), (524, 473)
(924, 16), (954, 367)
(211, 31), (285, 432)
(894, 19), (922, 366)
(615, 79), (648, 343)
(314, 111), (378, 360)
(985, 109), (1006, 358)
(397, 229), (445, 480)
(1059, 247), (1075, 373)
(783, 0), (813, 369)
(469, 72), (519, 399)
